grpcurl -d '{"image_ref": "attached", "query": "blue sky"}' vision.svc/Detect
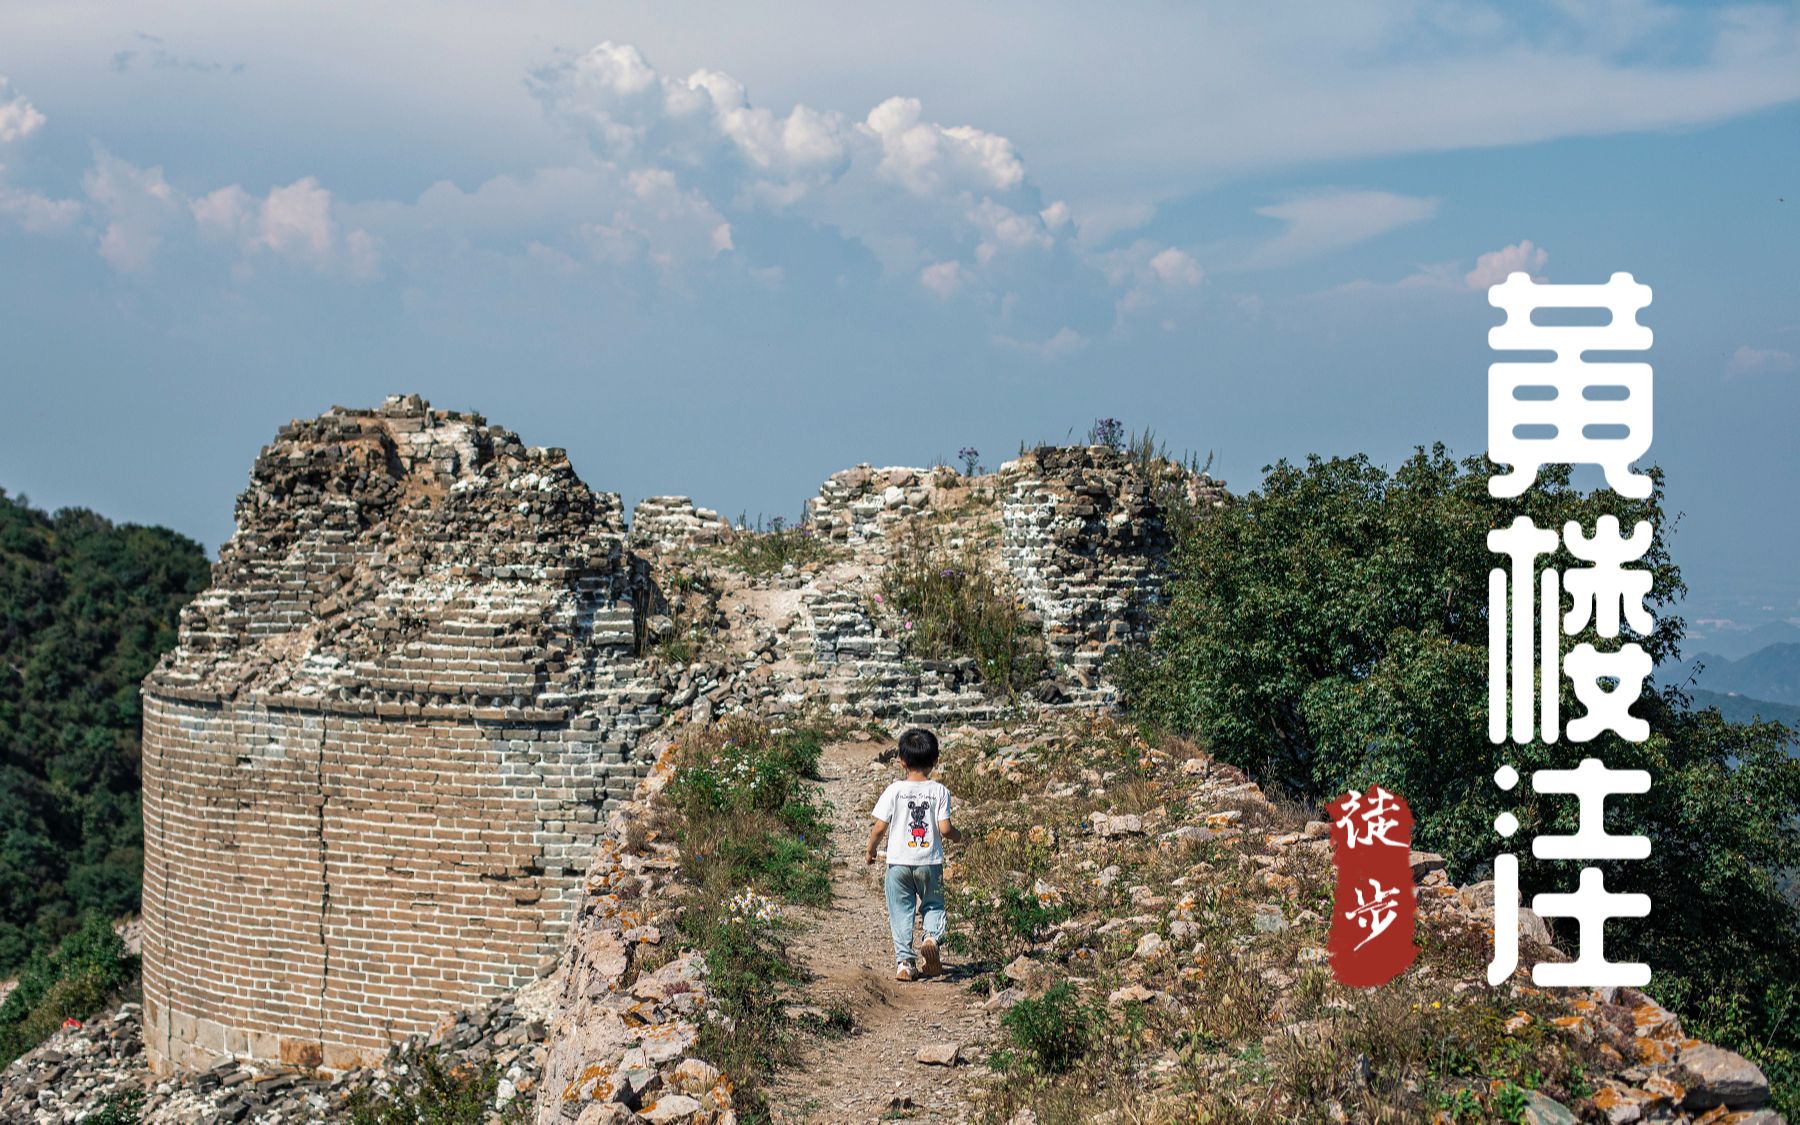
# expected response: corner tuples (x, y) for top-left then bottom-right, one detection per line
(1, 1), (1797, 651)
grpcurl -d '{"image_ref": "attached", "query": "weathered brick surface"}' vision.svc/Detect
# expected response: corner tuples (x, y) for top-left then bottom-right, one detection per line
(1000, 446), (1227, 698)
(141, 396), (662, 1075)
(140, 402), (1225, 1079)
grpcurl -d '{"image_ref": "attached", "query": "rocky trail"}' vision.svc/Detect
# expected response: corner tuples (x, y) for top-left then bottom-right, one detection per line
(765, 738), (994, 1125)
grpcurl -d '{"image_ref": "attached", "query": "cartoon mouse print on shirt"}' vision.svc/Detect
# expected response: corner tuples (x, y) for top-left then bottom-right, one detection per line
(906, 800), (930, 848)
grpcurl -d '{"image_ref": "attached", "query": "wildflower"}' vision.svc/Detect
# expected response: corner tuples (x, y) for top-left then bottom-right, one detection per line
(727, 890), (781, 924)
(873, 593), (884, 604)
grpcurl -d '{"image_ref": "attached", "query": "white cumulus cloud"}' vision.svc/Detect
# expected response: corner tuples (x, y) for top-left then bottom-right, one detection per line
(84, 150), (182, 272)
(1150, 247), (1204, 287)
(1727, 345), (1797, 376)
(1464, 239), (1549, 289)
(995, 325), (1088, 360)
(1104, 241), (1207, 325)
(193, 176), (379, 275)
(919, 259), (968, 298)
(0, 76), (79, 235)
(530, 42), (1055, 280)
(0, 77), (46, 144)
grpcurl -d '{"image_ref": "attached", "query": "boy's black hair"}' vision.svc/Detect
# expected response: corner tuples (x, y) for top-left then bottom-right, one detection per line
(897, 727), (940, 771)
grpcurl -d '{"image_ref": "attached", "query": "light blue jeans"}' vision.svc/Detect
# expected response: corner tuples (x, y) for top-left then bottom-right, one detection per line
(884, 863), (946, 966)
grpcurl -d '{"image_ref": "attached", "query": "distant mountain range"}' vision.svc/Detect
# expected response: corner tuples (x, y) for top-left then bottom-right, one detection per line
(1663, 642), (1800, 707)
(1686, 688), (1800, 731)
(1685, 620), (1800, 662)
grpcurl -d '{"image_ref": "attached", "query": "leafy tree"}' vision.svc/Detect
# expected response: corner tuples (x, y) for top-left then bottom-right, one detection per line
(0, 489), (209, 976)
(1114, 446), (1800, 1109)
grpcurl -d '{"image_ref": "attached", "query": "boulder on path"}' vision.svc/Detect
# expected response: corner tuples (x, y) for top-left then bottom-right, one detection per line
(916, 1042), (962, 1066)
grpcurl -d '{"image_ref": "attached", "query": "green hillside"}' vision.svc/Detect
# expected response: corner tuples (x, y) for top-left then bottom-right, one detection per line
(1688, 688), (1800, 736)
(0, 490), (209, 974)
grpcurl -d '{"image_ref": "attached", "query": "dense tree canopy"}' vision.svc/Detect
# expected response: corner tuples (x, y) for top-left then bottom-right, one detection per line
(0, 489), (209, 974)
(1115, 446), (1800, 1106)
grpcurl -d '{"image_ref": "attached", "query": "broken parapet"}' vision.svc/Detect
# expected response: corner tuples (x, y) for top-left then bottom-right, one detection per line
(793, 450), (1223, 713)
(1000, 446), (1228, 695)
(140, 395), (666, 1075)
(628, 496), (730, 552)
(804, 464), (969, 542)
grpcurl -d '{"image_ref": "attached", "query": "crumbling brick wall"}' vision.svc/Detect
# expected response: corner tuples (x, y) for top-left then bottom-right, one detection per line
(140, 397), (664, 1074)
(1000, 446), (1227, 695)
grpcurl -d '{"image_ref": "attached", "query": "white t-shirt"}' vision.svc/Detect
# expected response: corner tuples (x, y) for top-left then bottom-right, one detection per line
(872, 779), (954, 866)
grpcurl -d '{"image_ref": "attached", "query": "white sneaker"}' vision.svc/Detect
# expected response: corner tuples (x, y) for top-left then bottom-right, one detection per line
(895, 962), (916, 982)
(919, 938), (941, 977)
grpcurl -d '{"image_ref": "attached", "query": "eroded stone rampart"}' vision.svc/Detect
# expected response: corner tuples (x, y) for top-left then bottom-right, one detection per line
(141, 398), (1221, 1076)
(141, 397), (664, 1073)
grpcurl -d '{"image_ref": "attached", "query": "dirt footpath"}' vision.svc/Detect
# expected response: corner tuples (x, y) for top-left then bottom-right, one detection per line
(765, 739), (996, 1124)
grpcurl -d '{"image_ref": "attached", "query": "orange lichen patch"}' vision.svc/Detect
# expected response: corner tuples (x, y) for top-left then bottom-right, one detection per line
(1633, 1001), (1681, 1037)
(1640, 1073), (1685, 1104)
(1694, 1106), (1733, 1125)
(1633, 1036), (1676, 1065)
(704, 1077), (737, 1111)
(621, 1002), (658, 1027)
(1568, 997), (1599, 1014)
(565, 1062), (618, 1103)
(1551, 1015), (1593, 1042)
(1502, 1011), (1533, 1035)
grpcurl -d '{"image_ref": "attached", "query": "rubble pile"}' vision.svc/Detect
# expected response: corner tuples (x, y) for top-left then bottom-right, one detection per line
(532, 744), (738, 1125)
(0, 986), (557, 1124)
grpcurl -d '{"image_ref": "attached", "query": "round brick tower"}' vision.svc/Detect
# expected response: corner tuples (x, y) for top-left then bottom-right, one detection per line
(140, 396), (661, 1074)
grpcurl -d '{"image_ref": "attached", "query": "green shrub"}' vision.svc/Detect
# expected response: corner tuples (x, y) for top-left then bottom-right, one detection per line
(1001, 982), (1094, 1073)
(722, 519), (833, 576)
(677, 885), (805, 1090)
(879, 525), (1047, 696)
(343, 1046), (526, 1124)
(944, 885), (1069, 968)
(1659, 979), (1800, 1118)
(1113, 445), (1800, 1113)
(84, 1088), (146, 1125)
(0, 912), (138, 1067)
(660, 721), (834, 1115)
(999, 886), (1068, 945)
(668, 723), (824, 821)
(666, 723), (832, 906)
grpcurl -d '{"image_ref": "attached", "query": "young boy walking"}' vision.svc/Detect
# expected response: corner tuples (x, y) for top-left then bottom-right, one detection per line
(867, 727), (961, 981)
